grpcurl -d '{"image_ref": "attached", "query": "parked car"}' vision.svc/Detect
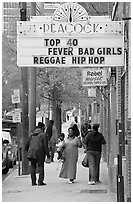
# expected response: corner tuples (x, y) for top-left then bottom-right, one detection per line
(2, 131), (17, 174)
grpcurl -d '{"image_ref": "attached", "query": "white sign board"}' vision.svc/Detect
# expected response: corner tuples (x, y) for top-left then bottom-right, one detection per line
(82, 68), (107, 86)
(11, 89), (20, 103)
(17, 21), (124, 67)
(88, 87), (96, 97)
(17, 21), (123, 36)
(13, 109), (21, 123)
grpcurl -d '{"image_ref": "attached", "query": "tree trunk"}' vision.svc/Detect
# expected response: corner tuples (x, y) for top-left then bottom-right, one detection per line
(52, 85), (61, 138)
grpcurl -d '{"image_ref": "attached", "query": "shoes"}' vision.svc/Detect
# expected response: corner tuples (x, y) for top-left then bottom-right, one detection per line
(96, 180), (102, 184)
(68, 180), (74, 184)
(38, 182), (46, 186)
(88, 181), (95, 185)
(68, 181), (73, 184)
(32, 183), (37, 186)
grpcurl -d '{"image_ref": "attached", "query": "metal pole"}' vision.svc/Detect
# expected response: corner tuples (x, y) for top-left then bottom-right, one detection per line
(20, 2), (29, 175)
(15, 103), (20, 176)
(29, 2), (36, 135)
(117, 123), (124, 202)
(17, 123), (21, 176)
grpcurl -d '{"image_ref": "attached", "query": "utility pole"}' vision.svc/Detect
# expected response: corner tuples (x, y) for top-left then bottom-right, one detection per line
(20, 2), (29, 175)
(29, 2), (36, 135)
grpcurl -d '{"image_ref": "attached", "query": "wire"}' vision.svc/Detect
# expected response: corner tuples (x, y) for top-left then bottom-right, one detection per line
(90, 3), (100, 16)
(35, 3), (45, 16)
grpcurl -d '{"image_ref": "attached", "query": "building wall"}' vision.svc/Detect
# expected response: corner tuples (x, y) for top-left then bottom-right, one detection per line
(111, 2), (131, 201)
(3, 2), (20, 36)
(92, 3), (131, 199)
(108, 79), (118, 192)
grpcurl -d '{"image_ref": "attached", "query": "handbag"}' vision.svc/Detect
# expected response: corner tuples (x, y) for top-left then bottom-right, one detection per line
(82, 154), (89, 167)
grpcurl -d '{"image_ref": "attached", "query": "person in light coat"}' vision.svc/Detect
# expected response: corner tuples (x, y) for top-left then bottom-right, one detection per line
(59, 127), (82, 184)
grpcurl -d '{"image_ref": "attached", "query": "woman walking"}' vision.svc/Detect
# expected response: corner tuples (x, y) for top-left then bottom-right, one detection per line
(59, 127), (82, 184)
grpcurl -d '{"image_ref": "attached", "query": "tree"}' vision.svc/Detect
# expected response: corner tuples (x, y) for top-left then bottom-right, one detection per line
(2, 34), (21, 113)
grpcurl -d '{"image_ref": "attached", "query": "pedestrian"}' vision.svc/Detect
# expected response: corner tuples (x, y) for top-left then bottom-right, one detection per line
(59, 126), (82, 184)
(44, 118), (49, 132)
(56, 133), (65, 160)
(82, 123), (92, 149)
(72, 123), (80, 137)
(46, 120), (58, 162)
(81, 121), (91, 138)
(71, 116), (80, 132)
(83, 123), (106, 185)
(25, 122), (50, 186)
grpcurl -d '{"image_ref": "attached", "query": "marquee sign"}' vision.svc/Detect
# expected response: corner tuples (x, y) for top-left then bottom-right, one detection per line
(17, 2), (124, 67)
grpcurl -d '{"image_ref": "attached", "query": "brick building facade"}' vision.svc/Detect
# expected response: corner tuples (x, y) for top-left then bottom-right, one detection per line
(90, 2), (131, 201)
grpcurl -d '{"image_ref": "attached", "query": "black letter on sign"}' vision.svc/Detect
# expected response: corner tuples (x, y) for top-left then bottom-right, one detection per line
(34, 57), (38, 64)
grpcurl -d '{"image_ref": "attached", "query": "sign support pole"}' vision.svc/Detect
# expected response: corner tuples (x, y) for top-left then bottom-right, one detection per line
(11, 89), (21, 175)
(20, 2), (29, 175)
(15, 103), (21, 176)
(29, 2), (36, 135)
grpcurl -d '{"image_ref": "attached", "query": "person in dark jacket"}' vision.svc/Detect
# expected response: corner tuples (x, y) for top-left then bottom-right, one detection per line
(25, 122), (50, 186)
(81, 122), (91, 138)
(84, 123), (106, 185)
(72, 124), (80, 137)
(82, 123), (92, 149)
(45, 120), (58, 162)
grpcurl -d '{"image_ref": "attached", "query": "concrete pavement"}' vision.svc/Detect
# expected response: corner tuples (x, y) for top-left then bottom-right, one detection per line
(2, 121), (117, 202)
(2, 149), (116, 202)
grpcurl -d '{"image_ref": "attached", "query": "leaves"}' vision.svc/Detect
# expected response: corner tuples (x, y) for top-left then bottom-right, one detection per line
(2, 34), (21, 112)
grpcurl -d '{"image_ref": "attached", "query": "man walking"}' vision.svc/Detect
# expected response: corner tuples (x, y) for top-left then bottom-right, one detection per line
(46, 120), (58, 162)
(83, 123), (106, 185)
(71, 116), (80, 131)
(25, 122), (50, 186)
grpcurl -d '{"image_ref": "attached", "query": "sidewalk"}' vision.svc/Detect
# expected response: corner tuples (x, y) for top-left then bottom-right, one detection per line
(2, 149), (116, 202)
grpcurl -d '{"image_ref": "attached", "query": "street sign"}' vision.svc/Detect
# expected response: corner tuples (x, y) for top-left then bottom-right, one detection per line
(82, 68), (107, 86)
(11, 89), (20, 104)
(13, 109), (21, 123)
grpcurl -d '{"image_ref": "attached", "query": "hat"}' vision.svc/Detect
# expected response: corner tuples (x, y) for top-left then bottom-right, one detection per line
(93, 123), (99, 130)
